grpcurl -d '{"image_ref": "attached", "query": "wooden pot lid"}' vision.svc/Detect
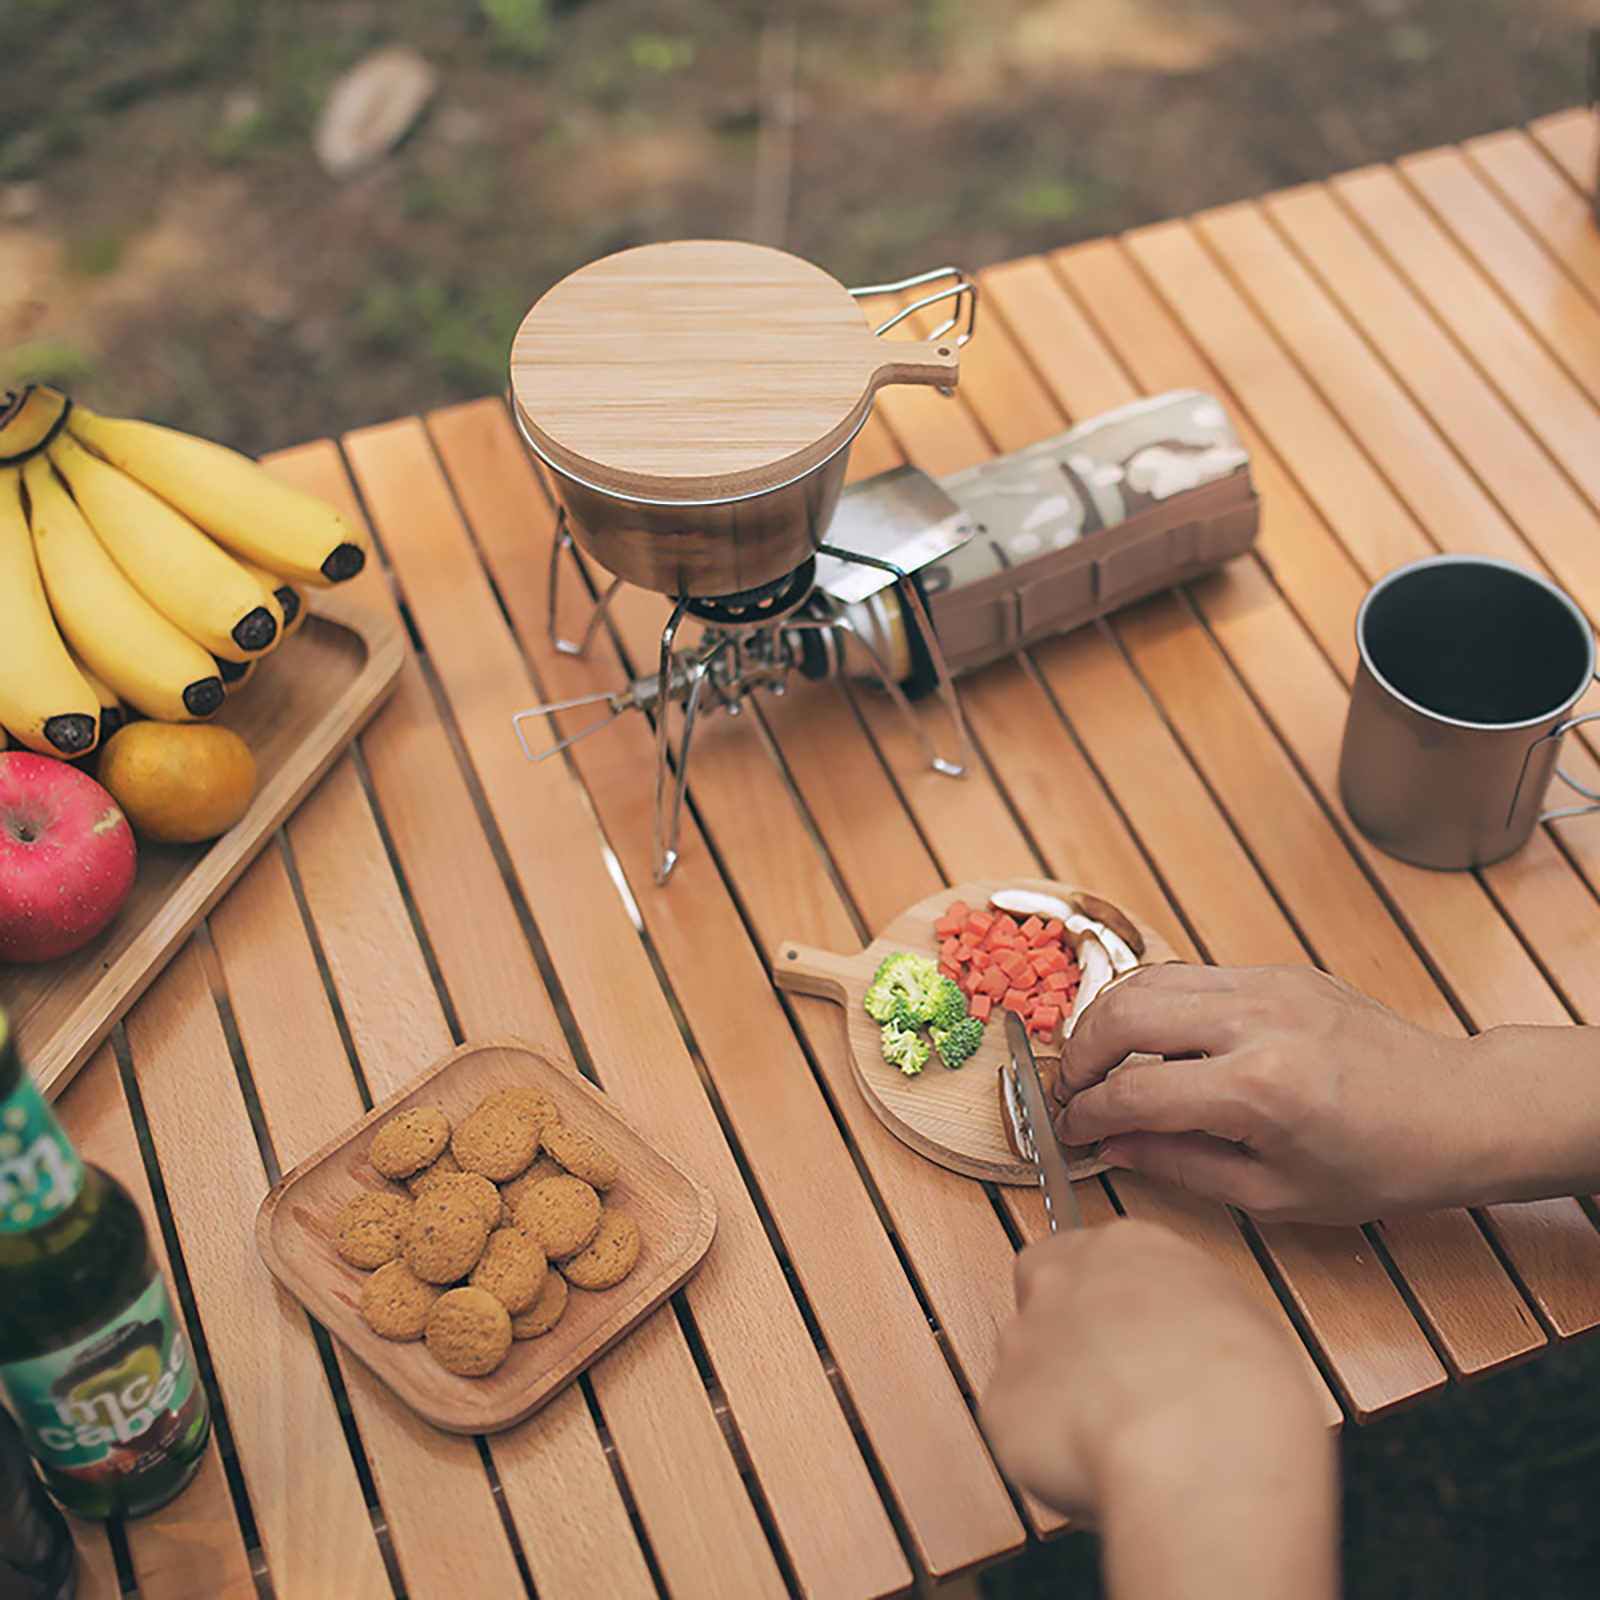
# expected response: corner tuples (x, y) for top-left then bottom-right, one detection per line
(509, 240), (960, 503)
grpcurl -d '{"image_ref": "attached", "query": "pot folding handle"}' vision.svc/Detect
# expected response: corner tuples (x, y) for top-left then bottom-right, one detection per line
(849, 266), (977, 394)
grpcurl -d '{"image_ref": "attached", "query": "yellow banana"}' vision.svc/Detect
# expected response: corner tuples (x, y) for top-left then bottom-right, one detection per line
(69, 651), (127, 746)
(22, 455), (226, 723)
(66, 405), (368, 587)
(214, 655), (257, 696)
(238, 557), (306, 636)
(0, 467), (100, 756)
(48, 432), (283, 663)
(0, 385), (72, 467)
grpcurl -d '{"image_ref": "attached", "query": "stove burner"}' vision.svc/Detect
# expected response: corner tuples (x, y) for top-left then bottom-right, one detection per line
(684, 560), (817, 628)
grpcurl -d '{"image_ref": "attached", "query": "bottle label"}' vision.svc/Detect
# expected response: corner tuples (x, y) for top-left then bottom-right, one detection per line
(0, 1275), (204, 1482)
(0, 1079), (84, 1233)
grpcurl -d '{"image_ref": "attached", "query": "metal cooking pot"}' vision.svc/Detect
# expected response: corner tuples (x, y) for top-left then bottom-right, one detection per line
(509, 241), (974, 599)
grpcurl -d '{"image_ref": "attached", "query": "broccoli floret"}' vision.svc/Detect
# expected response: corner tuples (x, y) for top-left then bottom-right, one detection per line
(863, 951), (943, 1026)
(880, 1018), (931, 1075)
(931, 1014), (985, 1069)
(928, 975), (969, 1031)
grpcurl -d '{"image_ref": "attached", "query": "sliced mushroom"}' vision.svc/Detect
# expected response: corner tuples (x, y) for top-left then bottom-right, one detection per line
(1070, 892), (1146, 959)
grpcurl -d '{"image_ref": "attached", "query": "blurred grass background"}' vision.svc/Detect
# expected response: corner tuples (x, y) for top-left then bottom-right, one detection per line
(5, 6), (1599, 1596)
(0, 0), (1589, 454)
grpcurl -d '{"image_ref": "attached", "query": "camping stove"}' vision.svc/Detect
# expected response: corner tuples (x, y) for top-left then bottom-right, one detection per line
(515, 478), (976, 883)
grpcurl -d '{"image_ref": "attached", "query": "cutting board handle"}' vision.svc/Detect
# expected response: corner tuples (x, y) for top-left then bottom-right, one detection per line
(771, 942), (861, 1003)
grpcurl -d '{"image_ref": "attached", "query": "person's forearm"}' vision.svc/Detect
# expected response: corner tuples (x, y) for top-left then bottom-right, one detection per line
(1455, 1025), (1600, 1205)
(1097, 1405), (1339, 1600)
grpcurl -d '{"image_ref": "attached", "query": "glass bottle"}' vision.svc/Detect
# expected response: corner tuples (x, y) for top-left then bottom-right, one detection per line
(0, 1009), (211, 1519)
(0, 1405), (77, 1598)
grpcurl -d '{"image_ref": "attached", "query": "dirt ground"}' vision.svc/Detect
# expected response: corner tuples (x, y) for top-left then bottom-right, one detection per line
(0, 0), (1590, 456)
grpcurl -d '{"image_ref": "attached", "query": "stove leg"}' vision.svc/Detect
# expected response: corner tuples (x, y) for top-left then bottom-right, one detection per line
(653, 597), (692, 882)
(548, 507), (623, 658)
(815, 543), (975, 778)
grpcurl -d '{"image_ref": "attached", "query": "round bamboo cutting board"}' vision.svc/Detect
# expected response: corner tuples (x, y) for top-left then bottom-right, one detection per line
(773, 879), (1174, 1184)
(509, 239), (961, 502)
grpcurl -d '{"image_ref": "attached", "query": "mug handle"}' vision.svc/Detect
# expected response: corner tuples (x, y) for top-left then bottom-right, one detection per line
(1532, 689), (1600, 823)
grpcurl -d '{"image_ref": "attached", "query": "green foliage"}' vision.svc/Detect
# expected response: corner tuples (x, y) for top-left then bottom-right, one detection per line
(356, 274), (524, 390)
(481, 0), (551, 62)
(0, 341), (97, 393)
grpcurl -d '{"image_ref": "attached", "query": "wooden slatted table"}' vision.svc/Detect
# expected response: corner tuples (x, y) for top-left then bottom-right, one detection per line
(21, 107), (1600, 1598)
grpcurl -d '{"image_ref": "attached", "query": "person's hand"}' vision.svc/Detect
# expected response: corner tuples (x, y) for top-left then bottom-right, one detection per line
(1050, 963), (1600, 1223)
(981, 1219), (1337, 1600)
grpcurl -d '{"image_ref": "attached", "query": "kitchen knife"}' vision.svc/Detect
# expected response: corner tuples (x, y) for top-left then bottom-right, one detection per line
(1002, 1010), (1082, 1231)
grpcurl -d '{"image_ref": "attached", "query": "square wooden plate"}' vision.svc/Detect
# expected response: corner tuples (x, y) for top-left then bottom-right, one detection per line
(256, 1038), (718, 1435)
(2, 593), (405, 1101)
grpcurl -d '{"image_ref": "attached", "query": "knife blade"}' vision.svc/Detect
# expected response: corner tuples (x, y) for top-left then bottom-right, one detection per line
(1002, 1010), (1082, 1231)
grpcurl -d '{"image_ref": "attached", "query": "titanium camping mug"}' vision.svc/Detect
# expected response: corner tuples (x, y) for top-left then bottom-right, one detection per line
(1337, 554), (1600, 869)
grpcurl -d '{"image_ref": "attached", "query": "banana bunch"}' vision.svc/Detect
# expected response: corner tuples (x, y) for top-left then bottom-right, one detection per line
(0, 384), (368, 757)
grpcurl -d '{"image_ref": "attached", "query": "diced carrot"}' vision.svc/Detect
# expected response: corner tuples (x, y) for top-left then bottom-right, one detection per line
(1042, 968), (1072, 993)
(938, 961), (961, 982)
(934, 911), (965, 939)
(966, 909), (994, 938)
(1019, 914), (1045, 944)
(969, 948), (991, 971)
(1043, 917), (1066, 942)
(1002, 987), (1032, 1014)
(969, 992), (992, 1023)
(978, 967), (1010, 998)
(939, 937), (961, 962)
(1031, 1003), (1060, 1035)
(995, 949), (1029, 983)
(1031, 945), (1068, 974)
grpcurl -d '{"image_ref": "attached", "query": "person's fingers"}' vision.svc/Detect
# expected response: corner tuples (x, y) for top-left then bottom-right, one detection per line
(1057, 1054), (1257, 1146)
(1053, 971), (1247, 1101)
(1094, 1131), (1298, 1214)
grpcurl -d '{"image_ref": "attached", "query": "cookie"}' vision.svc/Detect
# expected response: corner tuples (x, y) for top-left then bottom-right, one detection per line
(406, 1146), (463, 1197)
(402, 1185), (493, 1284)
(368, 1108), (452, 1180)
(452, 1100), (544, 1183)
(331, 1190), (413, 1269)
(424, 1287), (513, 1377)
(513, 1174), (601, 1261)
(360, 1259), (441, 1342)
(479, 1086), (559, 1135)
(510, 1269), (569, 1339)
(540, 1122), (620, 1190)
(426, 1171), (505, 1234)
(559, 1207), (640, 1290)
(470, 1224), (549, 1315)
(498, 1154), (566, 1214)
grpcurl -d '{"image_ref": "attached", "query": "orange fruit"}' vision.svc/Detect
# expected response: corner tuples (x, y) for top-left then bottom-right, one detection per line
(96, 721), (258, 843)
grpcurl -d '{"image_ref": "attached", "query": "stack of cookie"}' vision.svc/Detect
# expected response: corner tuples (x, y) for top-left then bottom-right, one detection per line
(329, 1086), (641, 1378)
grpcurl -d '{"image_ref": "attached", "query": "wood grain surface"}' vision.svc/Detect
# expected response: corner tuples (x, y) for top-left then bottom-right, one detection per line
(774, 877), (1171, 1183)
(509, 238), (959, 498)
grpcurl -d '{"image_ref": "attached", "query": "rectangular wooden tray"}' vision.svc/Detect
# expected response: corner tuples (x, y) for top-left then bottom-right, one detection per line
(0, 593), (405, 1100)
(256, 1039), (718, 1435)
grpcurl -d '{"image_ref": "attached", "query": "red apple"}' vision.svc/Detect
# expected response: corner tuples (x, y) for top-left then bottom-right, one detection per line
(0, 751), (138, 964)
